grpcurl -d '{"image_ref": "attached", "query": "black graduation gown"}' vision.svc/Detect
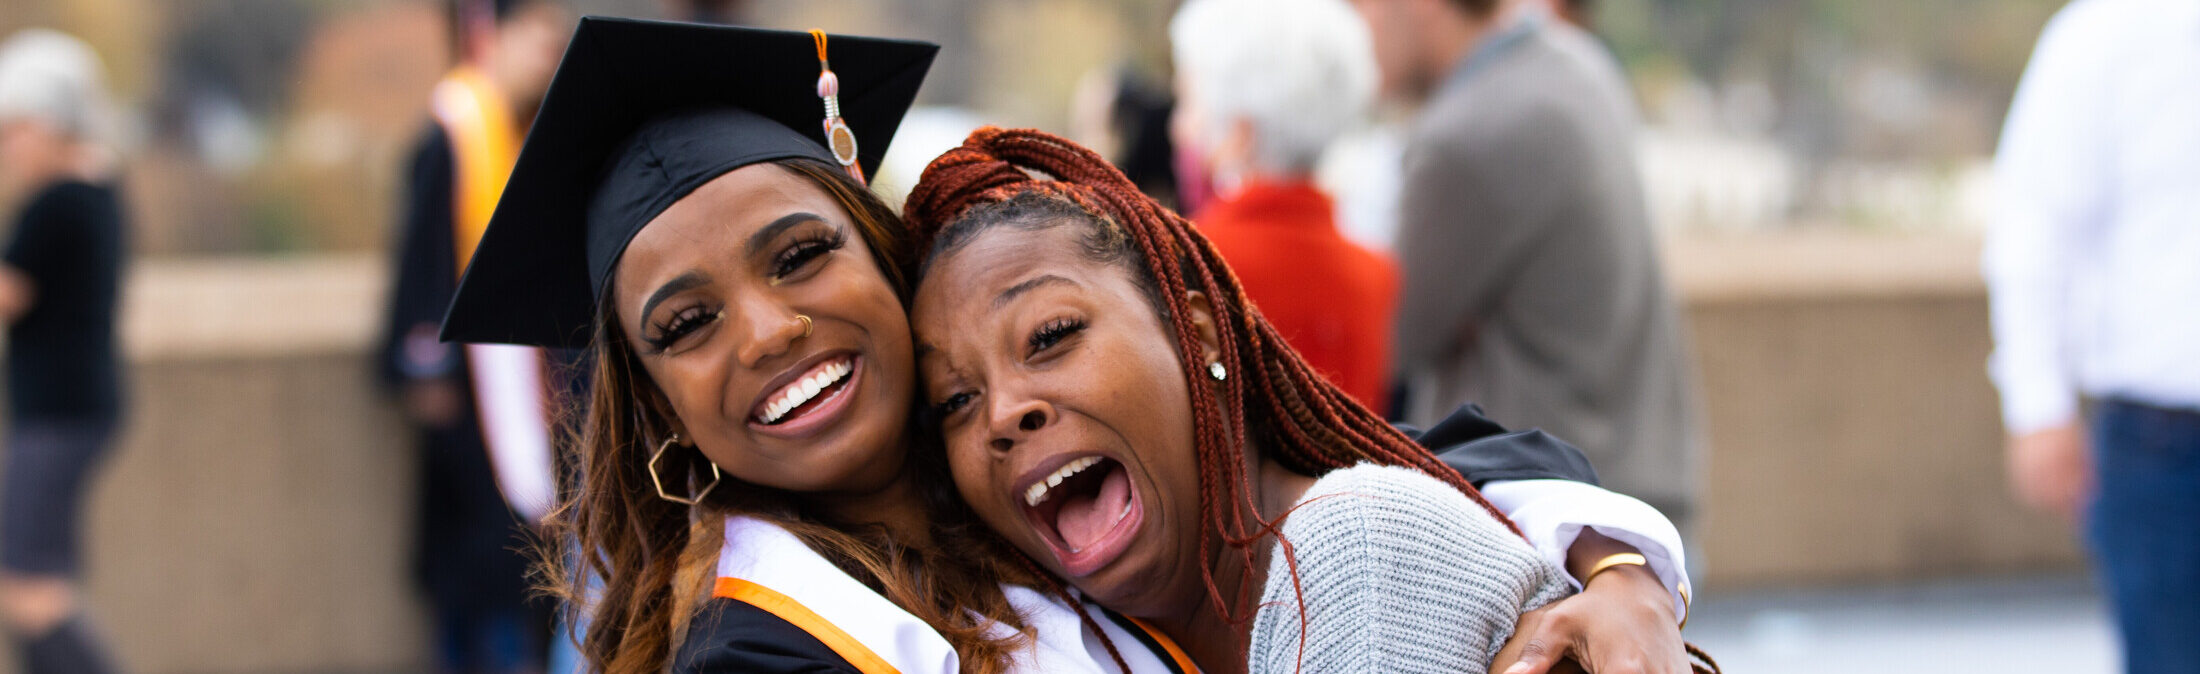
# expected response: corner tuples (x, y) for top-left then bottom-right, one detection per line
(673, 595), (1201, 674)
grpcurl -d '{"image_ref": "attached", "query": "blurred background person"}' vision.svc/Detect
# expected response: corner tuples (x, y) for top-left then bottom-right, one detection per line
(377, 1), (568, 672)
(1986, 0), (2200, 670)
(1068, 65), (1181, 211)
(0, 27), (126, 674)
(1541, 0), (1594, 31)
(660, 0), (747, 24)
(1168, 0), (1399, 412)
(1348, 0), (1702, 535)
(1530, 0), (1632, 131)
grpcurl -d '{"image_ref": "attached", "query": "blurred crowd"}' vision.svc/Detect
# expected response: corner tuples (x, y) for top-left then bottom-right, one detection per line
(0, 0), (2194, 672)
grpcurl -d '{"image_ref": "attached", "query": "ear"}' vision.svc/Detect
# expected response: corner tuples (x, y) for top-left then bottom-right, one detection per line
(1182, 289), (1224, 369)
(1220, 117), (1259, 169)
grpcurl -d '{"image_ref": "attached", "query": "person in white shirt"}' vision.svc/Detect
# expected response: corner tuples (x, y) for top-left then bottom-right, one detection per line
(1984, 1), (2200, 669)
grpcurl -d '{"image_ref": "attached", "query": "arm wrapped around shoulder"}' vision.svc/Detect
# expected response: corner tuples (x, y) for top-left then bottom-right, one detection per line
(1249, 464), (1573, 674)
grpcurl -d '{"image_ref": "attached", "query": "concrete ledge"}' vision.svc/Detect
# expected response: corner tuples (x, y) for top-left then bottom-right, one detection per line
(1666, 233), (2083, 589)
(1666, 231), (1985, 304)
(121, 255), (386, 362)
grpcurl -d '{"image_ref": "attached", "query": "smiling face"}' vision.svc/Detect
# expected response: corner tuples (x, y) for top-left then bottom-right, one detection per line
(912, 216), (1212, 618)
(611, 162), (914, 495)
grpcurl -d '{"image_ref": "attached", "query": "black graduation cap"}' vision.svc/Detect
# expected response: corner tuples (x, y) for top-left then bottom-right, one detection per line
(439, 17), (938, 348)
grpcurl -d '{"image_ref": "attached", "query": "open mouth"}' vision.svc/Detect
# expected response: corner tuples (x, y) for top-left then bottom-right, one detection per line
(748, 353), (860, 436)
(1018, 454), (1145, 577)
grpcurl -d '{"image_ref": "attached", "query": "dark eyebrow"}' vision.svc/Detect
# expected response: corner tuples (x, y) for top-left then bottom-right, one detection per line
(638, 271), (712, 335)
(994, 274), (1076, 310)
(746, 212), (826, 256)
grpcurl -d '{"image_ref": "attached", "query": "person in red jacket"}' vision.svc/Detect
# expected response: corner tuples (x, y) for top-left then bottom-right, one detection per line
(1169, 0), (1398, 412)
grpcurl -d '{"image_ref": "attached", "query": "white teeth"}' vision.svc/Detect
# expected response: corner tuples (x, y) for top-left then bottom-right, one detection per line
(1022, 456), (1105, 507)
(758, 359), (852, 424)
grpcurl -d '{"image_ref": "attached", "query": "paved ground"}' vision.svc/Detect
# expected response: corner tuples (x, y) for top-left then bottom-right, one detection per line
(1683, 575), (2118, 673)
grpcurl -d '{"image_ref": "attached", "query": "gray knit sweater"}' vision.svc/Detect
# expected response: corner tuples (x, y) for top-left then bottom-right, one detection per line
(1249, 464), (1572, 673)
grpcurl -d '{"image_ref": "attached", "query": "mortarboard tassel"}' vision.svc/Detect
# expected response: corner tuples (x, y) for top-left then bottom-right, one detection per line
(811, 29), (865, 186)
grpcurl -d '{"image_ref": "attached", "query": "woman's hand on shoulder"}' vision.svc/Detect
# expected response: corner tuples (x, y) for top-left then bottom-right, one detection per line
(1489, 533), (1687, 674)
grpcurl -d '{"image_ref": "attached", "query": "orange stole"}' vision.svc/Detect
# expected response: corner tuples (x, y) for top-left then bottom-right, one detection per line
(1120, 613), (1200, 673)
(711, 577), (1202, 673)
(430, 66), (519, 270)
(714, 577), (903, 674)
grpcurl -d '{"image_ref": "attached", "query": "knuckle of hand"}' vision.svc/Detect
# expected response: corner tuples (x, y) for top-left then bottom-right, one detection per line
(1545, 609), (1583, 633)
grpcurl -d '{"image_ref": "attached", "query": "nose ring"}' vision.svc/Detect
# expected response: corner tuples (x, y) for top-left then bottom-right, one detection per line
(795, 314), (812, 339)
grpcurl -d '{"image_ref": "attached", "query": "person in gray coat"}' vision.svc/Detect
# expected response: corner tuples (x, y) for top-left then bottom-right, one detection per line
(1348, 0), (1703, 535)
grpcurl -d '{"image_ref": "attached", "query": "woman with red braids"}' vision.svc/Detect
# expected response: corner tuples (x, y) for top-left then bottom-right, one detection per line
(904, 127), (1710, 674)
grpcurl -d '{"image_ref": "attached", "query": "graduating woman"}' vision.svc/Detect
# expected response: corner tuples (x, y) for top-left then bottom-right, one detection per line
(442, 18), (1694, 674)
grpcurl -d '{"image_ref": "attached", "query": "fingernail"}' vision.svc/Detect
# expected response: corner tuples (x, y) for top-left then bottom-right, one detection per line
(1503, 662), (1532, 674)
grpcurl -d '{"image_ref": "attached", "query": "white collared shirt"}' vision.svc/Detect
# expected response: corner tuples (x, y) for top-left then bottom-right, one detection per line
(1985, 0), (2200, 433)
(1484, 479), (1691, 623)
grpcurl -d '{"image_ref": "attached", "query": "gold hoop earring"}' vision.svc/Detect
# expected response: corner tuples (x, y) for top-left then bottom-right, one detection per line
(795, 314), (813, 339)
(648, 433), (721, 506)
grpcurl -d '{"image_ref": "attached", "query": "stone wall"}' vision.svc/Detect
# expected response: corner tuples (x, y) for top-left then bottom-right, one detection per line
(1671, 233), (2084, 588)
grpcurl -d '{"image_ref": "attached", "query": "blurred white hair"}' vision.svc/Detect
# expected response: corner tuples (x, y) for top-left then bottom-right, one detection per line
(0, 28), (113, 142)
(1171, 0), (1377, 176)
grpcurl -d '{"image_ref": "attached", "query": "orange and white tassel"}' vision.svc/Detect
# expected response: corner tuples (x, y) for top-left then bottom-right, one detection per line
(810, 29), (864, 185)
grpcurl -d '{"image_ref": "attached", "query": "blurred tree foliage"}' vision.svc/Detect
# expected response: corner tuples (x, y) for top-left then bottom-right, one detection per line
(1605, 0), (2062, 91)
(1599, 0), (2064, 158)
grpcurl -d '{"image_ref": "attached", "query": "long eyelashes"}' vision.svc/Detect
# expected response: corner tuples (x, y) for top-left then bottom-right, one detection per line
(1028, 317), (1085, 357)
(645, 305), (719, 353)
(771, 230), (846, 279)
(930, 390), (975, 420)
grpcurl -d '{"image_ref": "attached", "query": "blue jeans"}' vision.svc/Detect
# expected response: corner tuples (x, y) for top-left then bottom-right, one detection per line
(2086, 399), (2200, 674)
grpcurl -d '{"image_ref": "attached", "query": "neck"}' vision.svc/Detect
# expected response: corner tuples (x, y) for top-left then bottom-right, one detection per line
(1236, 171), (1312, 192)
(801, 463), (936, 550)
(1426, 1), (1511, 95)
(452, 59), (534, 134)
(1156, 443), (1320, 674)
(1, 153), (89, 207)
(485, 74), (536, 132)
